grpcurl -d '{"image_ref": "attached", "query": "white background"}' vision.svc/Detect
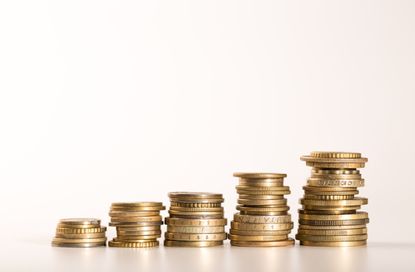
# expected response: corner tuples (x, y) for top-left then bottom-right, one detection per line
(1, 0), (415, 271)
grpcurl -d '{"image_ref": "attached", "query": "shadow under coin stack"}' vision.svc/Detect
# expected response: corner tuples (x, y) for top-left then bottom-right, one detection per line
(229, 173), (295, 247)
(296, 151), (369, 247)
(52, 218), (107, 247)
(164, 192), (227, 247)
(108, 202), (165, 248)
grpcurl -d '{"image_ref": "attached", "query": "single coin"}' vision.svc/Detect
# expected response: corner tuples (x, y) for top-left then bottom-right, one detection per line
(169, 206), (224, 212)
(300, 198), (368, 207)
(310, 173), (362, 180)
(300, 240), (367, 247)
(238, 194), (284, 200)
(231, 221), (293, 231)
(230, 238), (295, 247)
(236, 185), (290, 192)
(167, 226), (225, 234)
(305, 162), (366, 168)
(312, 169), (360, 175)
(302, 205), (361, 212)
(168, 210), (224, 218)
(56, 227), (107, 234)
(233, 213), (291, 224)
(165, 217), (227, 226)
(304, 194), (354, 200)
(111, 202), (164, 207)
(168, 192), (223, 199)
(229, 229), (292, 236)
(233, 173), (287, 179)
(110, 206), (165, 212)
(55, 232), (106, 239)
(110, 215), (162, 222)
(108, 240), (159, 248)
(113, 235), (160, 241)
(309, 151), (362, 159)
(303, 186), (358, 195)
(52, 237), (107, 244)
(228, 234), (288, 241)
(116, 226), (161, 232)
(170, 202), (222, 208)
(164, 232), (227, 241)
(109, 221), (163, 227)
(164, 240), (223, 247)
(57, 224), (103, 229)
(240, 211), (289, 216)
(299, 209), (357, 215)
(299, 224), (367, 230)
(299, 212), (368, 221)
(307, 178), (365, 187)
(237, 189), (290, 196)
(236, 205), (289, 213)
(237, 198), (287, 206)
(116, 230), (162, 236)
(59, 218), (100, 226)
(109, 211), (161, 217)
(239, 178), (284, 184)
(296, 234), (368, 242)
(299, 218), (369, 226)
(52, 241), (106, 248)
(297, 228), (367, 236)
(168, 197), (224, 204)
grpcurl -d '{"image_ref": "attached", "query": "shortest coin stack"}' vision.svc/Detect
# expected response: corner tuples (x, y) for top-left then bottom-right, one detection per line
(108, 202), (165, 248)
(52, 218), (107, 247)
(164, 192), (227, 247)
(230, 173), (295, 247)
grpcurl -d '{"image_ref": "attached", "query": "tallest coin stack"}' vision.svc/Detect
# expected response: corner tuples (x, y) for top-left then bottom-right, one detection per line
(296, 151), (369, 247)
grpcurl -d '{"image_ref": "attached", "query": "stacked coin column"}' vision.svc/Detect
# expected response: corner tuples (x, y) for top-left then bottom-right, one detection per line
(108, 202), (165, 248)
(164, 192), (227, 247)
(296, 151), (369, 247)
(229, 173), (294, 247)
(52, 218), (107, 247)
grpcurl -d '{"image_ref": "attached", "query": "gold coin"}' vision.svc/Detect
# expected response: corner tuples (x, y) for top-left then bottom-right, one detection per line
(164, 232), (227, 241)
(233, 173), (287, 179)
(312, 169), (360, 175)
(237, 198), (287, 206)
(168, 197), (224, 204)
(165, 217), (227, 226)
(169, 206), (224, 212)
(303, 186), (358, 194)
(239, 177), (284, 184)
(109, 211), (161, 217)
(302, 205), (361, 212)
(59, 218), (100, 226)
(56, 227), (107, 234)
(297, 228), (367, 236)
(230, 238), (295, 247)
(305, 162), (366, 168)
(113, 236), (160, 241)
(309, 151), (362, 159)
(236, 205), (289, 213)
(228, 234), (288, 241)
(296, 234), (367, 242)
(238, 194), (284, 200)
(300, 198), (368, 207)
(236, 185), (290, 192)
(304, 194), (354, 200)
(52, 237), (107, 244)
(237, 189), (290, 196)
(57, 223), (103, 229)
(299, 209), (356, 215)
(168, 210), (224, 218)
(229, 229), (292, 236)
(110, 215), (162, 222)
(108, 240), (159, 248)
(116, 226), (161, 232)
(111, 202), (164, 207)
(170, 202), (222, 208)
(299, 224), (367, 230)
(110, 206), (165, 212)
(299, 218), (369, 226)
(307, 178), (364, 187)
(310, 173), (362, 180)
(233, 213), (291, 224)
(55, 232), (106, 239)
(109, 221), (163, 227)
(300, 240), (366, 247)
(116, 230), (162, 236)
(299, 212), (368, 221)
(164, 240), (223, 247)
(301, 152), (367, 162)
(52, 241), (106, 248)
(168, 192), (223, 199)
(167, 226), (225, 234)
(240, 211), (289, 216)
(231, 221), (293, 231)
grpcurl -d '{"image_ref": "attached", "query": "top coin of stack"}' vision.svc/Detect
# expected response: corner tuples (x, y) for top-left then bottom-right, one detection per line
(296, 151), (369, 247)
(164, 192), (227, 247)
(52, 218), (107, 247)
(229, 173), (295, 247)
(108, 202), (165, 248)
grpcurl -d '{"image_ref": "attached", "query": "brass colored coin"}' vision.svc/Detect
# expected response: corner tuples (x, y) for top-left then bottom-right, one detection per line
(299, 224), (367, 230)
(109, 211), (161, 217)
(307, 178), (364, 187)
(237, 189), (290, 196)
(228, 234), (288, 241)
(233, 213), (291, 224)
(236, 185), (290, 192)
(165, 217), (227, 226)
(116, 226), (161, 232)
(233, 173), (287, 179)
(170, 202), (222, 208)
(108, 240), (159, 248)
(231, 238), (295, 247)
(59, 218), (100, 226)
(110, 206), (165, 212)
(310, 151), (362, 159)
(113, 235), (160, 241)
(304, 194), (354, 200)
(237, 198), (287, 206)
(109, 221), (163, 227)
(300, 198), (368, 207)
(312, 169), (360, 175)
(231, 221), (293, 231)
(111, 202), (164, 207)
(299, 212), (368, 221)
(236, 205), (289, 213)
(238, 194), (284, 200)
(297, 228), (367, 236)
(240, 211), (289, 216)
(229, 229), (291, 236)
(300, 240), (366, 247)
(168, 192), (223, 199)
(239, 178), (284, 185)
(164, 240), (223, 247)
(168, 210), (224, 218)
(303, 186), (358, 194)
(55, 232), (106, 239)
(116, 230), (162, 236)
(168, 197), (224, 204)
(167, 226), (225, 234)
(299, 209), (356, 215)
(110, 215), (162, 222)
(305, 162), (366, 169)
(310, 173), (362, 180)
(57, 223), (103, 229)
(169, 206), (224, 212)
(296, 234), (368, 242)
(164, 232), (227, 241)
(302, 205), (361, 212)
(299, 218), (369, 226)
(52, 241), (106, 248)
(56, 227), (107, 234)
(52, 237), (107, 244)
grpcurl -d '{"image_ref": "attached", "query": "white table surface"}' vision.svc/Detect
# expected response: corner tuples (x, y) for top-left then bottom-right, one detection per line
(2, 238), (414, 272)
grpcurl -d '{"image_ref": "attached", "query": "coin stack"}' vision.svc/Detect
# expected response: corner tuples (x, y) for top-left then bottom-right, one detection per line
(296, 151), (369, 247)
(52, 218), (107, 247)
(229, 173), (295, 247)
(164, 192), (227, 247)
(108, 202), (165, 248)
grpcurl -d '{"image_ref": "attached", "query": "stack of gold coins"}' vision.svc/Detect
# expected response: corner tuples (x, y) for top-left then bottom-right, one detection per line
(108, 202), (165, 248)
(296, 151), (369, 247)
(52, 218), (107, 247)
(164, 192), (227, 247)
(229, 173), (295, 247)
